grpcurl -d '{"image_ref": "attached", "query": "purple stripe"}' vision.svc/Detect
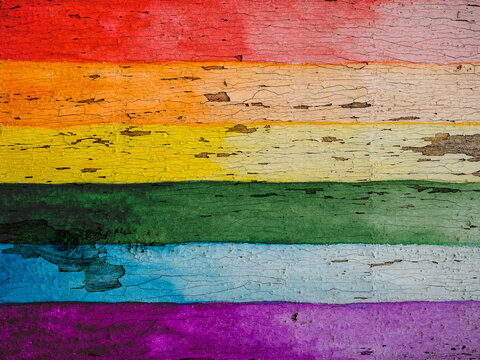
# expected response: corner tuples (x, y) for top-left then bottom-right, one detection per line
(1, 302), (479, 359)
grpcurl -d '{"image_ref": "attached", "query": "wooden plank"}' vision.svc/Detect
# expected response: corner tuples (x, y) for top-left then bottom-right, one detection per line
(2, 61), (480, 127)
(1, 0), (479, 63)
(1, 244), (479, 302)
(1, 123), (480, 183)
(0, 182), (479, 246)
(2, 302), (479, 359)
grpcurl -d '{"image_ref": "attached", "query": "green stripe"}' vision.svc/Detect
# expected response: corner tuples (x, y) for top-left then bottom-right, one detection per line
(0, 181), (479, 245)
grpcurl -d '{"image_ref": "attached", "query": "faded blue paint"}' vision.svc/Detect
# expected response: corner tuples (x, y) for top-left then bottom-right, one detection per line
(1, 243), (479, 303)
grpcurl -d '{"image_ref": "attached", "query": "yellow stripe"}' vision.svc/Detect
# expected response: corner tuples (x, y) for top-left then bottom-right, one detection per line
(1, 61), (479, 127)
(1, 123), (479, 183)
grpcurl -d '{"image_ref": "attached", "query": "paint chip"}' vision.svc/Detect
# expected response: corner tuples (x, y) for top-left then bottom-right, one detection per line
(204, 92), (230, 102)
(81, 168), (99, 173)
(120, 128), (151, 137)
(322, 136), (340, 142)
(340, 102), (371, 109)
(403, 133), (480, 161)
(226, 124), (257, 134)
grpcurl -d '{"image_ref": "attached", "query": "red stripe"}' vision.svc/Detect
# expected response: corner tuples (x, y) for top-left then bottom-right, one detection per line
(1, 0), (478, 63)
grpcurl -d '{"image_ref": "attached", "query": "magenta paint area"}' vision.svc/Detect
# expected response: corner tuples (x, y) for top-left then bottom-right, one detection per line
(1, 302), (479, 359)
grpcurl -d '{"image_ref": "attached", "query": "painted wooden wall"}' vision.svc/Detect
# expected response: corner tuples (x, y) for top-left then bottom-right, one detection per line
(1, 0), (480, 359)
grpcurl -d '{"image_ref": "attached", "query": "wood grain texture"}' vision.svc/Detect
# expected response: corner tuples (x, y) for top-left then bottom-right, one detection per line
(2, 2), (480, 357)
(2, 61), (480, 127)
(2, 302), (480, 360)
(1, 244), (480, 303)
(1, 0), (480, 63)
(0, 182), (479, 246)
(2, 123), (480, 182)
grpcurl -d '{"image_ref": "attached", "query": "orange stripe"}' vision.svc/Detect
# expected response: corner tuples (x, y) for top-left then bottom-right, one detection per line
(1, 61), (479, 128)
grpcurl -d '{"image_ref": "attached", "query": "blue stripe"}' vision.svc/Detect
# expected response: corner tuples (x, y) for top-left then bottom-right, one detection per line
(1, 243), (479, 303)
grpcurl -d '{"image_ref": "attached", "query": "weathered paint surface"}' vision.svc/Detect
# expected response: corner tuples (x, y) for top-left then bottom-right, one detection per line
(1, 302), (480, 359)
(1, 244), (479, 303)
(2, 0), (480, 356)
(2, 124), (480, 183)
(2, 61), (480, 127)
(1, 0), (479, 63)
(1, 182), (479, 246)
(2, 245), (124, 292)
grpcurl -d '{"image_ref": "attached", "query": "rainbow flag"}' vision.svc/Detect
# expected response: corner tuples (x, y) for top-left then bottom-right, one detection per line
(1, 0), (480, 358)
